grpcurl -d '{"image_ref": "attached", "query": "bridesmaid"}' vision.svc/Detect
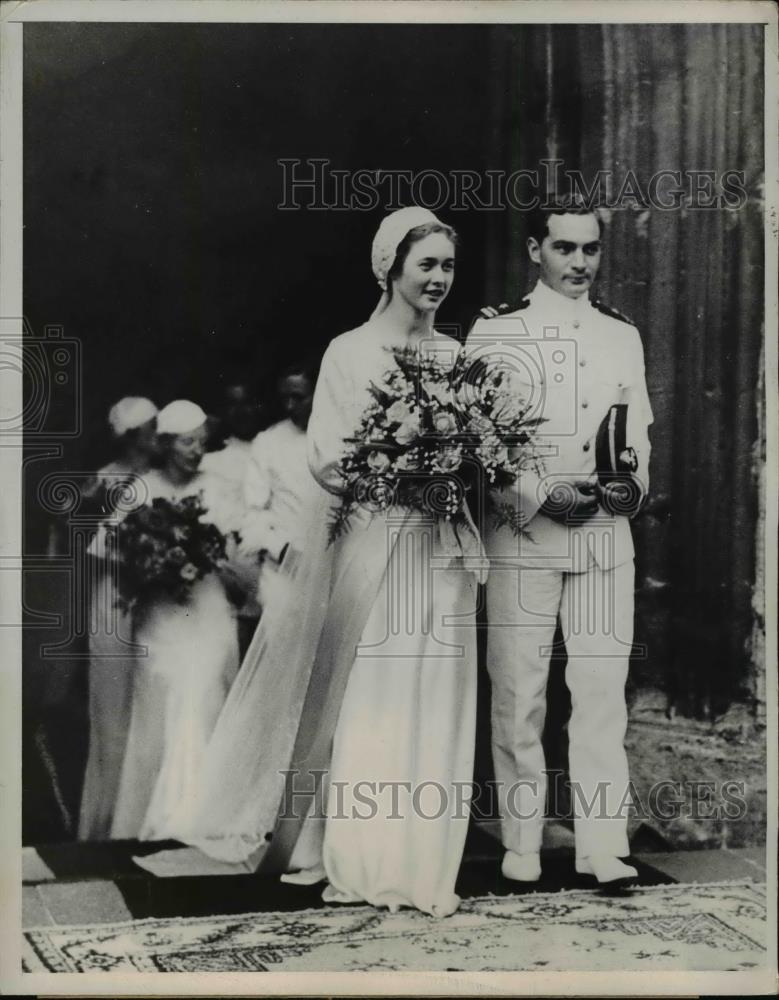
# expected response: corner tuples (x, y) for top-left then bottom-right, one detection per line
(78, 397), (158, 841)
(110, 401), (246, 840)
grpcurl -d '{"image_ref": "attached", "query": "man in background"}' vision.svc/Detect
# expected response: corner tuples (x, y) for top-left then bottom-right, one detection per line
(241, 362), (316, 612)
(202, 376), (265, 493)
(202, 375), (265, 655)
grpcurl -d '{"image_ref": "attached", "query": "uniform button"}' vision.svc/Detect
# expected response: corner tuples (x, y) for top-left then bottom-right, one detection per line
(579, 358), (586, 367)
(582, 401), (589, 409)
(583, 442), (590, 452)
(572, 320), (581, 329)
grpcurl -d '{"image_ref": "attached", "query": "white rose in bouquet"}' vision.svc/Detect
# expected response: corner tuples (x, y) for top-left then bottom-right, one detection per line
(467, 411), (494, 436)
(394, 414), (420, 445)
(432, 410), (458, 435)
(427, 381), (454, 406)
(432, 445), (463, 473)
(367, 450), (392, 474)
(387, 399), (414, 425)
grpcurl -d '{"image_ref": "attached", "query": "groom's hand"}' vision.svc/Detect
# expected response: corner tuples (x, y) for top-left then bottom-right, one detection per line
(540, 479), (600, 523)
(595, 477), (645, 517)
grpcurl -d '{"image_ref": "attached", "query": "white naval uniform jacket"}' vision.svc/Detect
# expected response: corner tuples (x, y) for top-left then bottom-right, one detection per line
(466, 281), (653, 573)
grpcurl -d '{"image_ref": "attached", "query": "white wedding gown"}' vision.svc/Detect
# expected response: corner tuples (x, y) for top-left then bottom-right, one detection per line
(291, 324), (479, 916)
(110, 469), (242, 841)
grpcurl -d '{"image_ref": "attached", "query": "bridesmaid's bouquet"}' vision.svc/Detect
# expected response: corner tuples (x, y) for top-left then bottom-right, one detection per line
(115, 494), (238, 610)
(328, 345), (544, 543)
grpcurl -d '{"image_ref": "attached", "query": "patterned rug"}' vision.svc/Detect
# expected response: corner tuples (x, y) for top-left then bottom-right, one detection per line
(22, 880), (766, 973)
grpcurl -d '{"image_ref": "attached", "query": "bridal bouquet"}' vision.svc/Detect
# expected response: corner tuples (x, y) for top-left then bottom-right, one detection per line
(328, 345), (544, 543)
(115, 493), (238, 610)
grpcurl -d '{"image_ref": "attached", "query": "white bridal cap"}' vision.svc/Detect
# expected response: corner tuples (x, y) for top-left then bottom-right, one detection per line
(107, 396), (158, 437)
(371, 205), (442, 291)
(156, 400), (208, 435)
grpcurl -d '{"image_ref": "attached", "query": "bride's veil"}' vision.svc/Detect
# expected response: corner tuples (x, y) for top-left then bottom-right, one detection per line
(136, 473), (337, 874)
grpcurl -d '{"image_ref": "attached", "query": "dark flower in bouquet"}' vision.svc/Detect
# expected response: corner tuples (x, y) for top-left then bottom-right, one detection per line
(327, 345), (545, 543)
(115, 492), (238, 610)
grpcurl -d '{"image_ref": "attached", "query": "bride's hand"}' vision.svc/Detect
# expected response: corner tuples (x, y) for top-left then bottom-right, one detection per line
(217, 563), (250, 607)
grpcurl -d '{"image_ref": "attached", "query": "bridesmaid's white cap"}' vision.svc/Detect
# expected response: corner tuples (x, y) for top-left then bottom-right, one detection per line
(107, 396), (158, 437)
(156, 400), (207, 435)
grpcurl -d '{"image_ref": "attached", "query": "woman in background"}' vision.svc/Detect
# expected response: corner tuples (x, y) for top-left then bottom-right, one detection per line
(78, 396), (158, 840)
(110, 401), (248, 840)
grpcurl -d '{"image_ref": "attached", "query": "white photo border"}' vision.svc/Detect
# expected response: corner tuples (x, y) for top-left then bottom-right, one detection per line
(1, 1), (776, 995)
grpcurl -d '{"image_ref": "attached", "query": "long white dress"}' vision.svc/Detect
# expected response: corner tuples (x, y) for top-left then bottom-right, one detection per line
(110, 469), (242, 841)
(79, 461), (143, 840)
(294, 323), (479, 916)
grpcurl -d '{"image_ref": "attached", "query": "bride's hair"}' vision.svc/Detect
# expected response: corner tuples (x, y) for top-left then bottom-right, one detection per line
(385, 221), (459, 296)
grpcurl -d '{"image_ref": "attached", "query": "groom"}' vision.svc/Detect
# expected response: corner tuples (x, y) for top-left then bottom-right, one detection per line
(466, 198), (653, 886)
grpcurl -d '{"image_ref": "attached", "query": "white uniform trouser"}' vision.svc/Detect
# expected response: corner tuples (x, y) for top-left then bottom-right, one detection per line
(486, 557), (634, 860)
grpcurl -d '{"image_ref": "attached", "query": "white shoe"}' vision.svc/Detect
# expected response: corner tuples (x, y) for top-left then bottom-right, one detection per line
(575, 855), (638, 886)
(280, 865), (327, 886)
(501, 850), (541, 882)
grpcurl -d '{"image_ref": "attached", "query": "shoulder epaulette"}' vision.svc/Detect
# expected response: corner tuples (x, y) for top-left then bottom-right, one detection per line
(474, 299), (528, 322)
(492, 299), (530, 315)
(468, 299), (530, 335)
(592, 299), (635, 326)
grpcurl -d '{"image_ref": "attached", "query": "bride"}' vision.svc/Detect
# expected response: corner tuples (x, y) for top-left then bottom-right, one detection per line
(137, 208), (484, 917)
